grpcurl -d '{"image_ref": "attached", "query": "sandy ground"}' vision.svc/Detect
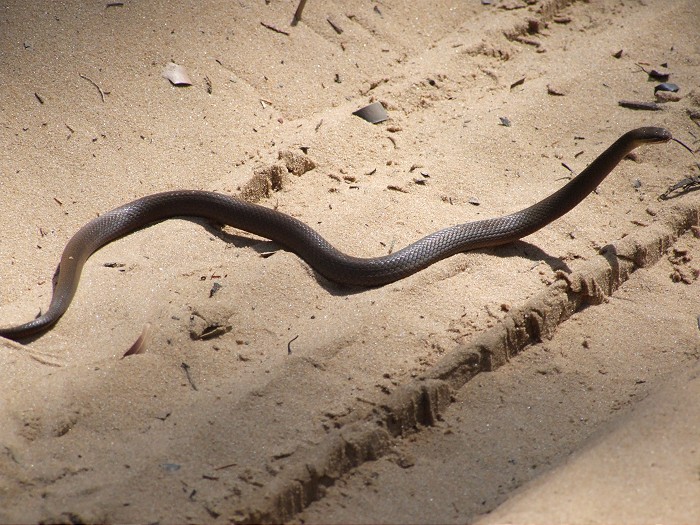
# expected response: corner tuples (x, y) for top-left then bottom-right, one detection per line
(0, 0), (699, 523)
(296, 233), (700, 524)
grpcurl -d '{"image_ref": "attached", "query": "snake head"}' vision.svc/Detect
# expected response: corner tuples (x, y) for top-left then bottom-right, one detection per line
(632, 127), (672, 144)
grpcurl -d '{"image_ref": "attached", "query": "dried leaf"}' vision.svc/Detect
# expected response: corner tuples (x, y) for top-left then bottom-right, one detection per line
(122, 323), (152, 358)
(162, 62), (192, 86)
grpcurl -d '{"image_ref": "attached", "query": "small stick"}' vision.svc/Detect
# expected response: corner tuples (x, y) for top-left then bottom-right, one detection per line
(560, 162), (576, 176)
(79, 73), (106, 102)
(327, 17), (343, 34)
(214, 462), (237, 471)
(181, 362), (198, 390)
(618, 100), (661, 111)
(261, 21), (290, 36)
(287, 335), (299, 355)
(291, 0), (308, 26)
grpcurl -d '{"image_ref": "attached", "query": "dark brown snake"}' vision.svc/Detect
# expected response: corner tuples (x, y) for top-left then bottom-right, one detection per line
(0, 127), (671, 341)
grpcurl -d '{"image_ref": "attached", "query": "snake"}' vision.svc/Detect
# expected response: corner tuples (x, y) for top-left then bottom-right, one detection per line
(0, 127), (671, 341)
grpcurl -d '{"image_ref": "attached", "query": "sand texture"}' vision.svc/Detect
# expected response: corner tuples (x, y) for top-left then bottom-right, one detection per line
(1, 0), (699, 523)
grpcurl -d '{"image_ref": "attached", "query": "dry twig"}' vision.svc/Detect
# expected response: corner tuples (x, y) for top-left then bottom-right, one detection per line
(79, 73), (106, 102)
(261, 21), (290, 36)
(291, 0), (308, 26)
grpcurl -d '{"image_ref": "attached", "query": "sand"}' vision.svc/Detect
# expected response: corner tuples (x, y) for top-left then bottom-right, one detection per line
(1, 0), (699, 523)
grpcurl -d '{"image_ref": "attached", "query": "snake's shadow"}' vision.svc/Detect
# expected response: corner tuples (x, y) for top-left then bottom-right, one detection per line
(478, 239), (572, 272)
(200, 220), (572, 297)
(659, 185), (700, 200)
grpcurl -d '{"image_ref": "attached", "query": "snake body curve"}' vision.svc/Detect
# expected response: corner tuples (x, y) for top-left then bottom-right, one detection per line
(0, 127), (671, 340)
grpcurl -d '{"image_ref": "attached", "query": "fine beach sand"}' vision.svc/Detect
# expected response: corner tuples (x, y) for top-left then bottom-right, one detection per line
(1, 0), (699, 523)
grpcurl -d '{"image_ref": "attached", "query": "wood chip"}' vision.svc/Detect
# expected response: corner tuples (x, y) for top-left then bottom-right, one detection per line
(618, 100), (662, 111)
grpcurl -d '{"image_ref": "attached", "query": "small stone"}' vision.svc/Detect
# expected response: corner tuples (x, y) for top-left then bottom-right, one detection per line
(655, 91), (682, 103)
(396, 453), (415, 469)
